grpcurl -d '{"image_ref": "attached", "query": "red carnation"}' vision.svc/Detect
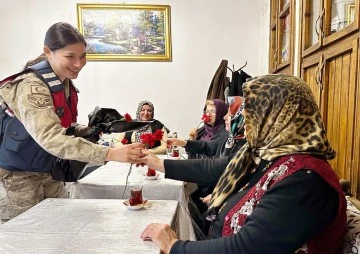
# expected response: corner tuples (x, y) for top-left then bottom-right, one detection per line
(124, 113), (132, 122)
(153, 129), (164, 141)
(140, 129), (164, 148)
(195, 114), (211, 130)
(140, 133), (156, 148)
(201, 114), (211, 123)
(121, 138), (129, 144)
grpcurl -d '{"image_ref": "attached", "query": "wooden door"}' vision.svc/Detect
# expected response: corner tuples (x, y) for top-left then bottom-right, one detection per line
(319, 36), (358, 195)
(299, 0), (360, 197)
(302, 55), (324, 111)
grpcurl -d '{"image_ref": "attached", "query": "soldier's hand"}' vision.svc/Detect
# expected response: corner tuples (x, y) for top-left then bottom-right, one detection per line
(106, 143), (144, 163)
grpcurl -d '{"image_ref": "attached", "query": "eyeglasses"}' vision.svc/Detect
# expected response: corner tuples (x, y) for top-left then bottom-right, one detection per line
(204, 110), (216, 115)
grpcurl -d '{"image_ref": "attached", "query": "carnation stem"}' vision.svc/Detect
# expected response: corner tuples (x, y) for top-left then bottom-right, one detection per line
(196, 121), (203, 130)
(121, 163), (133, 199)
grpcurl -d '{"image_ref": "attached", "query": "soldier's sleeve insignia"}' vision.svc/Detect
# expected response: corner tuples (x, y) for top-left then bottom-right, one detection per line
(27, 95), (52, 108)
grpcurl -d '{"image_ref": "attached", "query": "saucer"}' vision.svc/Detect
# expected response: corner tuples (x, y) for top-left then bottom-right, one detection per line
(167, 156), (180, 160)
(123, 199), (148, 210)
(144, 173), (160, 180)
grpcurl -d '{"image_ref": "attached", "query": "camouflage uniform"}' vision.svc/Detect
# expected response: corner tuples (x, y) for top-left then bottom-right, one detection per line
(0, 169), (66, 222)
(0, 72), (109, 221)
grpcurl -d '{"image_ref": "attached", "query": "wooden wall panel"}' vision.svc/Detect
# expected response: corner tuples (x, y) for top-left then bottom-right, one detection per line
(350, 40), (359, 197)
(353, 47), (360, 197)
(303, 65), (321, 104)
(300, 30), (359, 196)
(323, 46), (357, 190)
(339, 53), (352, 181)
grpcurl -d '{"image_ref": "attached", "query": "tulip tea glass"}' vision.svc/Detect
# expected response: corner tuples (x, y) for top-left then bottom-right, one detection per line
(129, 185), (143, 206)
(166, 141), (173, 157)
(172, 147), (180, 158)
(166, 147), (173, 158)
(147, 168), (157, 176)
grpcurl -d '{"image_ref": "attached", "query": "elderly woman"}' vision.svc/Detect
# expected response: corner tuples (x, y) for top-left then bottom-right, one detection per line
(167, 96), (247, 217)
(168, 96), (246, 159)
(139, 74), (346, 254)
(117, 100), (169, 154)
(187, 99), (228, 159)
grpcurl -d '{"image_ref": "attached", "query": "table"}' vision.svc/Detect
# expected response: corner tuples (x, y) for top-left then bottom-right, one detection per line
(0, 198), (181, 253)
(68, 161), (188, 204)
(68, 160), (196, 240)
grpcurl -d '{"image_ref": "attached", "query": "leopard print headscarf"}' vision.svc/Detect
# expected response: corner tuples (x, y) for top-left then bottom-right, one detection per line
(209, 74), (335, 209)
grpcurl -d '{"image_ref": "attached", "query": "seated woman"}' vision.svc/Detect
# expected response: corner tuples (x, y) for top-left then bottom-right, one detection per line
(187, 99), (228, 159)
(168, 96), (247, 215)
(117, 100), (169, 154)
(168, 96), (246, 159)
(139, 74), (346, 254)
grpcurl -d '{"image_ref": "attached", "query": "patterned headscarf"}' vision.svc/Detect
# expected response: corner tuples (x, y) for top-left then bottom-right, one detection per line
(134, 100), (154, 142)
(222, 96), (245, 156)
(136, 100), (154, 120)
(209, 74), (335, 209)
(201, 99), (228, 141)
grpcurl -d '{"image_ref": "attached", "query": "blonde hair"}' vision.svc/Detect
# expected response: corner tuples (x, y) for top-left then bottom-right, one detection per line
(205, 100), (215, 107)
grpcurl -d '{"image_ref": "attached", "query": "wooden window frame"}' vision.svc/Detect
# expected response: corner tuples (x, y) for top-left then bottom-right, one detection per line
(301, 0), (360, 58)
(269, 0), (296, 74)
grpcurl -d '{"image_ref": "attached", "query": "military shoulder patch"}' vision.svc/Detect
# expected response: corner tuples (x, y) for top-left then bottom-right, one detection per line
(31, 85), (49, 95)
(27, 94), (52, 108)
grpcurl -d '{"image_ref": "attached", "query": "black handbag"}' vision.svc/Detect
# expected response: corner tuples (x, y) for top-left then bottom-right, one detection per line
(51, 159), (87, 182)
(51, 107), (153, 182)
(50, 127), (94, 182)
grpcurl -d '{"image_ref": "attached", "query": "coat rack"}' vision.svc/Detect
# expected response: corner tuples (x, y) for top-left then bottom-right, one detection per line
(227, 61), (247, 72)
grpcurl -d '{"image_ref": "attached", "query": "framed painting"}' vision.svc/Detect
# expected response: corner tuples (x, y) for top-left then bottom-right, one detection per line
(77, 4), (171, 61)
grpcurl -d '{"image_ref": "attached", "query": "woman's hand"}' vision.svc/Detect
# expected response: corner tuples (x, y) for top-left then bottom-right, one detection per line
(106, 143), (144, 163)
(167, 138), (187, 147)
(138, 150), (165, 172)
(201, 194), (212, 204)
(188, 128), (197, 140)
(141, 223), (178, 254)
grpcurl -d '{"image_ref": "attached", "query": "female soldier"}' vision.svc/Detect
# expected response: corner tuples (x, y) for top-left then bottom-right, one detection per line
(0, 22), (143, 222)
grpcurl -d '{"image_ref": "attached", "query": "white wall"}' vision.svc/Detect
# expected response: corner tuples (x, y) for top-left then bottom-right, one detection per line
(0, 0), (268, 138)
(259, 0), (270, 75)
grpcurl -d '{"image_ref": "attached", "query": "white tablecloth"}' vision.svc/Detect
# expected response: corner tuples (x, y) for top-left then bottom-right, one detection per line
(0, 198), (181, 253)
(68, 160), (196, 240)
(68, 161), (188, 204)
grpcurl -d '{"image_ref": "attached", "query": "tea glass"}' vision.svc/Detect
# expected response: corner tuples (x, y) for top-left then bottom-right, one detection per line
(172, 147), (180, 157)
(166, 141), (173, 158)
(129, 184), (143, 206)
(147, 168), (157, 176)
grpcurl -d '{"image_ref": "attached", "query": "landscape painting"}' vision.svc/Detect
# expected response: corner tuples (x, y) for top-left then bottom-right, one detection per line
(77, 4), (172, 61)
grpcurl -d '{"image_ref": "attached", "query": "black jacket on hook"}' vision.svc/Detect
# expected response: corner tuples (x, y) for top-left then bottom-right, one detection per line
(229, 70), (251, 97)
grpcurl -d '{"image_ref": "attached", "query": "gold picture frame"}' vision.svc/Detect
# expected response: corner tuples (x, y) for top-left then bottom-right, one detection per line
(347, 4), (355, 25)
(77, 4), (172, 61)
